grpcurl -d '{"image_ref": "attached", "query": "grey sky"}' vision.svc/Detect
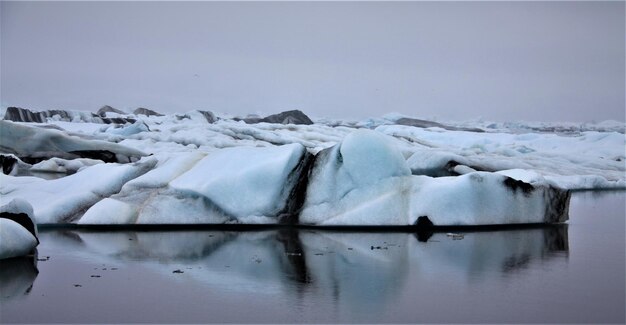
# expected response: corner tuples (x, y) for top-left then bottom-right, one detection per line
(1, 1), (624, 122)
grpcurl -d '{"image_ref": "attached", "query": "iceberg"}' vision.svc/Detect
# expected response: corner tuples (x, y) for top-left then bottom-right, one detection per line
(2, 108), (615, 226)
(3, 106), (137, 124)
(0, 120), (147, 164)
(0, 199), (38, 259)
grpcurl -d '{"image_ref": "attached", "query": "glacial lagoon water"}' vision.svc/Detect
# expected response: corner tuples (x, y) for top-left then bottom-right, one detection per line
(1, 191), (624, 323)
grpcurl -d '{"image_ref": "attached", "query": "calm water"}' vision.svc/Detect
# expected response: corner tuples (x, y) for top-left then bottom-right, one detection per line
(1, 191), (624, 323)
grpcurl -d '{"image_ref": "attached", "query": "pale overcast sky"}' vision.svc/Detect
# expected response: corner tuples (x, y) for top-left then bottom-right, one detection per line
(1, 1), (624, 122)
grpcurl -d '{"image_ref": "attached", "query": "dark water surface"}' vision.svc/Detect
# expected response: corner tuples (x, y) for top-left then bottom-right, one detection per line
(1, 191), (624, 323)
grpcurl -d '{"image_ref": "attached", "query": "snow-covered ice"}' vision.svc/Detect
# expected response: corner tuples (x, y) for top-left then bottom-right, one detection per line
(1, 107), (623, 225)
(0, 120), (147, 163)
(1, 159), (156, 223)
(0, 199), (38, 259)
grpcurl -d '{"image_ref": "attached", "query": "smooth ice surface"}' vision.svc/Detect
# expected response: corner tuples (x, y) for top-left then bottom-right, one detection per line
(301, 176), (414, 225)
(78, 198), (137, 224)
(170, 143), (306, 219)
(0, 219), (38, 259)
(301, 130), (411, 225)
(122, 152), (206, 190)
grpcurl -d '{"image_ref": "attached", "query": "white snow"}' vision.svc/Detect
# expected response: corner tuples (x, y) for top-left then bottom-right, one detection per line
(496, 169), (548, 184)
(30, 157), (104, 174)
(103, 120), (150, 136)
(377, 125), (625, 190)
(409, 173), (565, 225)
(0, 159), (156, 223)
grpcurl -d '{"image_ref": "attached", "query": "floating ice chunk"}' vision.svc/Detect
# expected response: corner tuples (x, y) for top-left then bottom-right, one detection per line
(0, 199), (38, 259)
(170, 143), (307, 219)
(0, 219), (38, 259)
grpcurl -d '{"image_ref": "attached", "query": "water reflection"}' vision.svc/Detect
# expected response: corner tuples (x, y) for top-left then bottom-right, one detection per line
(0, 255), (38, 302)
(28, 226), (567, 309)
(412, 226), (568, 280)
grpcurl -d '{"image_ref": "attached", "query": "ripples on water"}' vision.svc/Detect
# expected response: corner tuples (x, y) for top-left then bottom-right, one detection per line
(1, 191), (624, 323)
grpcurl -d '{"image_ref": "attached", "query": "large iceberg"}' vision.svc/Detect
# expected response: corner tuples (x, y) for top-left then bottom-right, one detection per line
(73, 130), (569, 226)
(1, 107), (618, 226)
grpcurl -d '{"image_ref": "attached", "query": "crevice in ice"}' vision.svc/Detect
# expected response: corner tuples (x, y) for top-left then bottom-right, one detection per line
(543, 186), (571, 223)
(0, 154), (18, 175)
(503, 177), (535, 195)
(278, 150), (315, 224)
(67, 150), (118, 163)
(0, 212), (38, 244)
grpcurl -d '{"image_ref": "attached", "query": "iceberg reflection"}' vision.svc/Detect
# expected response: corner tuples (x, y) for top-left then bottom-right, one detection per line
(35, 226), (567, 316)
(0, 255), (38, 302)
